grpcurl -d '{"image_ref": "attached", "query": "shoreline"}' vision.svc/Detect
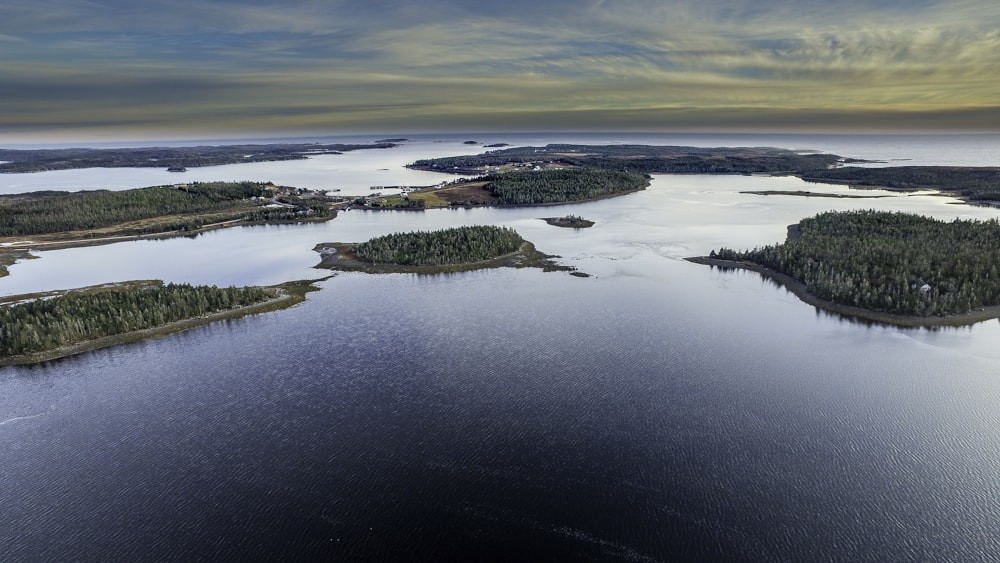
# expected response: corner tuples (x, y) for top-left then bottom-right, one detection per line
(0, 279), (325, 366)
(0, 214), (337, 253)
(686, 256), (1000, 328)
(313, 241), (577, 275)
(353, 184), (649, 211)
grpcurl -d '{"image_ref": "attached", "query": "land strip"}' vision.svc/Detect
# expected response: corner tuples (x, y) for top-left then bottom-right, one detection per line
(0, 181), (344, 274)
(0, 142), (397, 173)
(0, 279), (325, 365)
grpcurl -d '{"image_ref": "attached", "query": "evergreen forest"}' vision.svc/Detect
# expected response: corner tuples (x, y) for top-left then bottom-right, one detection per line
(0, 182), (330, 237)
(801, 166), (1000, 202)
(485, 169), (649, 204)
(712, 210), (1000, 317)
(355, 226), (524, 266)
(0, 142), (396, 173)
(0, 282), (276, 357)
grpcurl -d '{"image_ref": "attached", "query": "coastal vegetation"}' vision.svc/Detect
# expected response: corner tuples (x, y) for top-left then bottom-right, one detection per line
(0, 250), (35, 277)
(412, 144), (1000, 208)
(0, 181), (336, 242)
(800, 166), (1000, 203)
(0, 142), (396, 173)
(355, 225), (524, 266)
(707, 210), (1000, 319)
(485, 169), (648, 205)
(314, 226), (575, 274)
(543, 215), (595, 228)
(409, 144), (844, 176)
(0, 281), (299, 362)
(358, 169), (648, 209)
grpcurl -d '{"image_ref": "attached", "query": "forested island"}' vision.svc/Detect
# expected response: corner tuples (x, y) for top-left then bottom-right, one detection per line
(314, 225), (575, 274)
(359, 168), (649, 209)
(0, 181), (341, 274)
(0, 279), (318, 364)
(543, 215), (595, 228)
(0, 142), (396, 173)
(691, 210), (1000, 326)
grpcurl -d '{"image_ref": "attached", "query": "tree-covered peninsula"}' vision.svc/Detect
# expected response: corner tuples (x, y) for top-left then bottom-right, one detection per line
(695, 210), (1000, 325)
(0, 142), (397, 173)
(0, 280), (314, 364)
(364, 168), (649, 209)
(314, 225), (576, 274)
(800, 166), (1000, 203)
(0, 181), (339, 262)
(408, 144), (844, 176)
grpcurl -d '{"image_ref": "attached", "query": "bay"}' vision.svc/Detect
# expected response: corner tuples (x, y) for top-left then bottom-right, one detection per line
(2, 133), (1000, 561)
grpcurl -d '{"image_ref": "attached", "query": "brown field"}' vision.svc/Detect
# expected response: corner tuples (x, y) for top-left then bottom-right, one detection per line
(432, 181), (498, 205)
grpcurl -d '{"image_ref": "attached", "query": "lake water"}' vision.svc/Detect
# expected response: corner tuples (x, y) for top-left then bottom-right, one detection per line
(3, 133), (1000, 561)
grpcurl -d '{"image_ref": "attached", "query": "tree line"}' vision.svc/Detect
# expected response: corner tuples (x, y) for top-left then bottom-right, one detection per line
(0, 282), (276, 357)
(355, 225), (524, 266)
(485, 169), (649, 204)
(712, 210), (1000, 317)
(409, 144), (841, 175)
(800, 166), (1000, 202)
(0, 181), (333, 237)
(0, 182), (269, 236)
(0, 143), (396, 173)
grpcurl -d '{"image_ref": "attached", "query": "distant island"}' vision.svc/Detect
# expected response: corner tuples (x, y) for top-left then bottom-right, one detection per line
(0, 279), (320, 365)
(408, 143), (847, 176)
(740, 190), (891, 199)
(689, 210), (1000, 326)
(314, 225), (577, 275)
(543, 215), (595, 228)
(0, 142), (397, 174)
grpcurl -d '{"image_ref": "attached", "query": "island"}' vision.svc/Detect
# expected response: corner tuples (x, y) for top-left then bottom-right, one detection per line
(0, 181), (344, 275)
(0, 142), (397, 174)
(543, 215), (595, 228)
(356, 168), (650, 209)
(0, 279), (322, 365)
(688, 210), (1000, 326)
(314, 225), (578, 275)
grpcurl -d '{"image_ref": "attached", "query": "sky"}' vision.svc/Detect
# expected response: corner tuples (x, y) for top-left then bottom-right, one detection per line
(2, 0), (999, 141)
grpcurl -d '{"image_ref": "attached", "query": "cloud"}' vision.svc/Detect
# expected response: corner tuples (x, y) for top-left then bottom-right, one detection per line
(2, 0), (999, 138)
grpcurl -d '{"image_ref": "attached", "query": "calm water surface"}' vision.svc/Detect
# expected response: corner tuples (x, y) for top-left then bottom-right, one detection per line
(2, 134), (1000, 561)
